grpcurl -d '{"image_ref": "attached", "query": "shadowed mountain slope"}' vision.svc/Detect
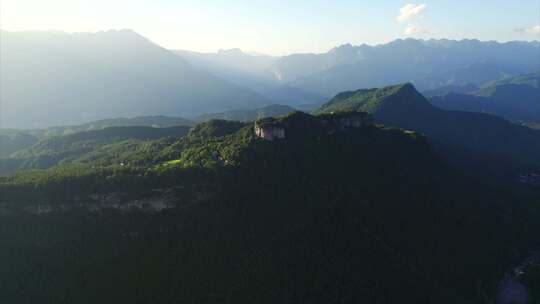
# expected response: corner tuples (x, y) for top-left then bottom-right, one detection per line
(430, 72), (540, 123)
(1, 112), (539, 303)
(316, 83), (540, 167)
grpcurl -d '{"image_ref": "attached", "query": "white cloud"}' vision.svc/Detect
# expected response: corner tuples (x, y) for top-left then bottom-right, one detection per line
(397, 4), (427, 23)
(403, 25), (429, 36)
(526, 25), (540, 35)
(515, 25), (540, 35)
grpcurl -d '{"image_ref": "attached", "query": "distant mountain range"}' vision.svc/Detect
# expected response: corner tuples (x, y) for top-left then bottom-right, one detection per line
(0, 30), (270, 129)
(272, 39), (539, 96)
(3, 29), (539, 130)
(430, 71), (540, 123)
(174, 38), (539, 104)
(173, 48), (279, 94)
(173, 49), (330, 104)
(175, 48), (278, 76)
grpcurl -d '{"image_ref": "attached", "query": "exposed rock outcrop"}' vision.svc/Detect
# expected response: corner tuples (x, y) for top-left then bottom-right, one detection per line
(254, 111), (373, 141)
(254, 125), (286, 141)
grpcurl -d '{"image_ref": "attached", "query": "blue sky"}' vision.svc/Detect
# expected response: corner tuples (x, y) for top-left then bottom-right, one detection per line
(1, 0), (539, 55)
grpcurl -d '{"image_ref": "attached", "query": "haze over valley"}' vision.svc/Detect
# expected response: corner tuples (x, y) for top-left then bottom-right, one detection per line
(2, 28), (539, 129)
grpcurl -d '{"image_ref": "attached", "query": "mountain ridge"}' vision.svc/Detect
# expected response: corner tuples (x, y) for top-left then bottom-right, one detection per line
(317, 83), (540, 168)
(269, 38), (539, 96)
(430, 72), (540, 123)
(0, 30), (270, 129)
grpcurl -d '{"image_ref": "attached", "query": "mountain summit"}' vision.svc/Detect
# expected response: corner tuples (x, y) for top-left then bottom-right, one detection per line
(317, 83), (540, 167)
(316, 83), (432, 115)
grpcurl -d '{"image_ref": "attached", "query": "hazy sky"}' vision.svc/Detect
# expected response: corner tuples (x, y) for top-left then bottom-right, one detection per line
(1, 0), (539, 55)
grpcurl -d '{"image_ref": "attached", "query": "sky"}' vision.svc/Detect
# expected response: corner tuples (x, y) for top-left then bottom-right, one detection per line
(1, 0), (539, 55)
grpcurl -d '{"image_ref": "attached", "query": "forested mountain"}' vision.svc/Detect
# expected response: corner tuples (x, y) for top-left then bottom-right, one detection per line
(430, 72), (540, 123)
(316, 83), (540, 167)
(0, 125), (190, 175)
(30, 115), (195, 137)
(0, 30), (269, 129)
(0, 132), (38, 157)
(1, 111), (539, 303)
(0, 115), (194, 158)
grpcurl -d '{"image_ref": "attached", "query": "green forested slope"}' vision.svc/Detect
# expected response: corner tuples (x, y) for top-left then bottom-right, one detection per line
(0, 112), (539, 303)
(317, 83), (540, 167)
(0, 126), (190, 175)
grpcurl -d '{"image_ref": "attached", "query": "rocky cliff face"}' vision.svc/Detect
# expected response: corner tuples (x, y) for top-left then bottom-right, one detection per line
(254, 124), (286, 141)
(254, 111), (373, 141)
